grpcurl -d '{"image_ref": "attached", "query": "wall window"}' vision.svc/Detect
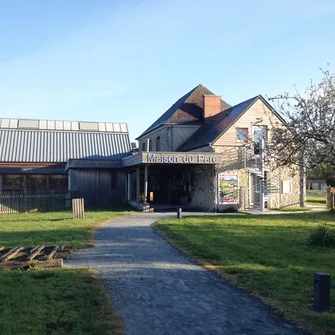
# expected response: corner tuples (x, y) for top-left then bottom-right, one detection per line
(156, 136), (161, 151)
(149, 140), (152, 151)
(253, 126), (267, 154)
(142, 142), (146, 152)
(236, 128), (248, 142)
(35, 175), (47, 191)
(282, 180), (292, 194)
(2, 175), (24, 192)
(49, 175), (68, 191)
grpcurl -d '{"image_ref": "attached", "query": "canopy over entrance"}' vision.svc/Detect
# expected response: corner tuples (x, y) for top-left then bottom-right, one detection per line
(123, 151), (222, 211)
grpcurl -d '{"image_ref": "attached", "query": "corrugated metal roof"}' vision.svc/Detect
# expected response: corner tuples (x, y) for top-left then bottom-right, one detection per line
(0, 129), (131, 162)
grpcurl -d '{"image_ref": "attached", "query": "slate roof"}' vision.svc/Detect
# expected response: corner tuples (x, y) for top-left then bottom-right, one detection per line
(0, 118), (131, 162)
(136, 84), (231, 139)
(178, 96), (260, 151)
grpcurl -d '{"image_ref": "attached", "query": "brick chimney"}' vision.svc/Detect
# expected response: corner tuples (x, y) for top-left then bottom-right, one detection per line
(203, 95), (221, 118)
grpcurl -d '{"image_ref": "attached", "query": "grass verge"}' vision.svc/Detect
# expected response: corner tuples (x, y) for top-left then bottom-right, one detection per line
(0, 269), (123, 335)
(0, 207), (130, 249)
(278, 206), (312, 212)
(153, 212), (335, 335)
(306, 195), (327, 206)
(0, 207), (130, 335)
(307, 190), (327, 195)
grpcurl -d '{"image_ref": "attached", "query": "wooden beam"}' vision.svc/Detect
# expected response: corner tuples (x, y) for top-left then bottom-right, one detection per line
(45, 245), (64, 260)
(28, 245), (45, 261)
(0, 258), (63, 269)
(0, 246), (25, 262)
(30, 245), (40, 254)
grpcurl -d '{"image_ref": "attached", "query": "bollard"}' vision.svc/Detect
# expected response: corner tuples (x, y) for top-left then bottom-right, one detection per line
(313, 272), (330, 312)
(177, 208), (182, 219)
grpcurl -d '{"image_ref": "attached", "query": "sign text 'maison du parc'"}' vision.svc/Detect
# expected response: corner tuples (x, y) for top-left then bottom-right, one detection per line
(145, 153), (219, 164)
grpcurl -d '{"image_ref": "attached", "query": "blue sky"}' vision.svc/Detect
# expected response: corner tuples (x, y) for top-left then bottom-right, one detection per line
(0, 0), (334, 141)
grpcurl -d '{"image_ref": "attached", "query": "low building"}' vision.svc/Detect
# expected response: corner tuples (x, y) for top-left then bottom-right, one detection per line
(0, 118), (131, 210)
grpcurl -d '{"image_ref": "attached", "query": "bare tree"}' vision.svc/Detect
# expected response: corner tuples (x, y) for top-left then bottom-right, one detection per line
(266, 68), (335, 205)
(268, 69), (335, 169)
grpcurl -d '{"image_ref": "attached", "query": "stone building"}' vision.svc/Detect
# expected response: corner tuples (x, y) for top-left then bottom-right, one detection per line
(128, 84), (302, 211)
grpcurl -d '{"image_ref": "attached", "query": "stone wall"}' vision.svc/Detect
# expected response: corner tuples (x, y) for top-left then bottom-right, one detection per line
(138, 127), (170, 152)
(268, 165), (301, 208)
(190, 144), (302, 210)
(138, 125), (200, 152)
(189, 165), (216, 210)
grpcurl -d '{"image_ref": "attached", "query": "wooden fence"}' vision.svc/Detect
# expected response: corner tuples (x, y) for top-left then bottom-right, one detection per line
(0, 191), (68, 214)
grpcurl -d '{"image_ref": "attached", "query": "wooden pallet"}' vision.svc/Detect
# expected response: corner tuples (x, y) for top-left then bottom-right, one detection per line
(0, 245), (70, 269)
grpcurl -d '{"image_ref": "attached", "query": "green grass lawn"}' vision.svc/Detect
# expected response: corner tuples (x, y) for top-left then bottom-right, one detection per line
(154, 212), (335, 335)
(278, 206), (312, 212)
(0, 269), (123, 335)
(0, 207), (129, 335)
(307, 190), (327, 195)
(306, 195), (327, 206)
(0, 207), (129, 249)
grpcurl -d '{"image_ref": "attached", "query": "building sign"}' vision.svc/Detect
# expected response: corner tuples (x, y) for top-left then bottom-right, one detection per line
(144, 153), (220, 164)
(218, 174), (239, 204)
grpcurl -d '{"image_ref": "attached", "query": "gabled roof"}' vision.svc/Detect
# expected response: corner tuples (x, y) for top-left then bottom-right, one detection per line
(178, 95), (261, 151)
(136, 84), (230, 139)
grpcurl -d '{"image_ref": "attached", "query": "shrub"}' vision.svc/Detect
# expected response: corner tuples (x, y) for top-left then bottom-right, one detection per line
(307, 224), (335, 247)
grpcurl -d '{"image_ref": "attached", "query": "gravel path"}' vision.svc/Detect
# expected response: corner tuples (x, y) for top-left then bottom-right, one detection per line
(67, 213), (303, 335)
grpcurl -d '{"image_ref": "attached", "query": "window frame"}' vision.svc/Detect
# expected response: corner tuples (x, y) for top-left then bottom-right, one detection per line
(156, 136), (161, 151)
(236, 128), (248, 143)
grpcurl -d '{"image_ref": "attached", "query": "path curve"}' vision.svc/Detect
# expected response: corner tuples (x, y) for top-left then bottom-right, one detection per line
(68, 213), (303, 335)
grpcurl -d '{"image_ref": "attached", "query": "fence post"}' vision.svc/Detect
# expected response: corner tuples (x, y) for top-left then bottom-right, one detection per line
(72, 198), (85, 219)
(327, 187), (332, 209)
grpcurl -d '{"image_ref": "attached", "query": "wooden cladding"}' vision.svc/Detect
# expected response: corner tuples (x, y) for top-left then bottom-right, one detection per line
(72, 198), (84, 219)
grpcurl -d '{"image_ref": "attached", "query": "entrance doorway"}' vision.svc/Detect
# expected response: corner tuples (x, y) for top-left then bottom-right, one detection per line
(250, 173), (261, 209)
(146, 166), (192, 205)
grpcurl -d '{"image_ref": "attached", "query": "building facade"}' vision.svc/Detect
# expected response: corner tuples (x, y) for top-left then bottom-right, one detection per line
(130, 84), (302, 211)
(0, 84), (303, 212)
(0, 118), (131, 209)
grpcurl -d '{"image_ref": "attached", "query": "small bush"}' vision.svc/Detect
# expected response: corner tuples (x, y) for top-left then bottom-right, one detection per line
(307, 224), (335, 247)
